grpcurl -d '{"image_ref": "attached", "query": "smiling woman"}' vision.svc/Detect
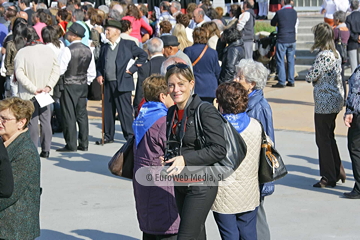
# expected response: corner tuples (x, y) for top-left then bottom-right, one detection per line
(0, 97), (41, 239)
(164, 63), (227, 239)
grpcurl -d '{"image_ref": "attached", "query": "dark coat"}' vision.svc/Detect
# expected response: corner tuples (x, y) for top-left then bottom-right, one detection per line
(166, 94), (226, 166)
(0, 131), (40, 239)
(345, 11), (360, 51)
(0, 140), (13, 198)
(246, 89), (275, 196)
(133, 116), (180, 235)
(184, 44), (221, 98)
(25, 8), (34, 26)
(133, 55), (167, 110)
(96, 38), (148, 92)
(219, 39), (245, 84)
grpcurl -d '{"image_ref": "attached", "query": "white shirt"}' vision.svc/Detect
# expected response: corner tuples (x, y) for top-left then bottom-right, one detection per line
(321, 0), (337, 19)
(108, 36), (121, 50)
(59, 40), (96, 85)
(237, 11), (251, 32)
(46, 42), (65, 63)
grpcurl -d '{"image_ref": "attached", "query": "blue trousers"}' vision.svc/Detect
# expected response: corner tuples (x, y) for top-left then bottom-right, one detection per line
(213, 207), (258, 240)
(275, 42), (296, 85)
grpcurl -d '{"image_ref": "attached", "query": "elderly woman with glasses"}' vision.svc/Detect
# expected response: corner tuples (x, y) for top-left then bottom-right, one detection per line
(0, 97), (41, 239)
(164, 63), (226, 239)
(234, 58), (274, 240)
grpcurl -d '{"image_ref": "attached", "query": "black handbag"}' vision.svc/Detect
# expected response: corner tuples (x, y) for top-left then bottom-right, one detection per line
(335, 30), (348, 64)
(258, 122), (287, 184)
(194, 102), (247, 179)
(108, 137), (135, 179)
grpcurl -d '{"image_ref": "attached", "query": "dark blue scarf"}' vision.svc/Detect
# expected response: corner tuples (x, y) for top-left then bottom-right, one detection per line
(133, 101), (168, 148)
(223, 112), (250, 134)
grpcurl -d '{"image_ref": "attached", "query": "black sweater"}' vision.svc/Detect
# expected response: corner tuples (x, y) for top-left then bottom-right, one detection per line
(271, 7), (297, 44)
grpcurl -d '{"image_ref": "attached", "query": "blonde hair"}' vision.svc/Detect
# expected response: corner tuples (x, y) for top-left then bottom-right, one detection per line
(172, 23), (192, 50)
(311, 22), (339, 59)
(0, 97), (34, 128)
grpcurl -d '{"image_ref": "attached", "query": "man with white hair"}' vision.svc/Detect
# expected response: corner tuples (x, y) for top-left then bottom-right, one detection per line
(170, 1), (181, 17)
(193, 8), (207, 27)
(134, 37), (167, 114)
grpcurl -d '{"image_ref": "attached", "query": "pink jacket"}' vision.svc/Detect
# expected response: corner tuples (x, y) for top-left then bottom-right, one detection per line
(122, 16), (153, 42)
(33, 22), (47, 43)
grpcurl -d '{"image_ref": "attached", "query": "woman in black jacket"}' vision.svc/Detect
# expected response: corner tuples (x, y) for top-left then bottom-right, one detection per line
(164, 63), (227, 239)
(218, 27), (245, 84)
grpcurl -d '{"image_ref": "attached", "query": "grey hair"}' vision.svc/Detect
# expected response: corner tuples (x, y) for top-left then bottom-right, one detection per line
(160, 56), (188, 76)
(351, 0), (359, 10)
(36, 3), (47, 10)
(57, 0), (67, 6)
(112, 4), (123, 14)
(236, 59), (269, 90)
(147, 37), (164, 54)
(108, 9), (122, 21)
(212, 19), (224, 32)
(333, 11), (346, 22)
(171, 1), (181, 11)
(196, 8), (205, 17)
(98, 5), (109, 14)
(72, 9), (84, 21)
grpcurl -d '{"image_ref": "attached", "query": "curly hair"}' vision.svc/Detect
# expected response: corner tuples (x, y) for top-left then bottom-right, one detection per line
(160, 20), (172, 34)
(176, 13), (191, 28)
(192, 27), (208, 44)
(216, 81), (248, 114)
(143, 74), (168, 102)
(0, 97), (35, 128)
(222, 26), (242, 44)
(126, 3), (141, 19)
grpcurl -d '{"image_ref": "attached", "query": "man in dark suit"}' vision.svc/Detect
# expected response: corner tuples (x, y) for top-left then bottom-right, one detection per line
(96, 20), (147, 144)
(133, 37), (166, 115)
(19, 0), (34, 26)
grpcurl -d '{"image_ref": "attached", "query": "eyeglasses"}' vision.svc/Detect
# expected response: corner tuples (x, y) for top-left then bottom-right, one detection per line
(166, 63), (190, 72)
(0, 116), (16, 124)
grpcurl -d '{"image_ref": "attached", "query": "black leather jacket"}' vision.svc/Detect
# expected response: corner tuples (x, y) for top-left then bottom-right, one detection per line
(218, 39), (245, 84)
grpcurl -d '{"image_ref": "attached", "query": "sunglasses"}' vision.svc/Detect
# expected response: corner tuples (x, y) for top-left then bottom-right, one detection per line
(166, 63), (190, 72)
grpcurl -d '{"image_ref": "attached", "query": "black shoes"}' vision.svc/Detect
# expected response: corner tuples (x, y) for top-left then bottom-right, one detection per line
(77, 146), (88, 151)
(313, 177), (336, 188)
(343, 191), (360, 199)
(286, 82), (295, 87)
(40, 151), (49, 158)
(272, 83), (285, 88)
(95, 139), (114, 145)
(56, 146), (77, 152)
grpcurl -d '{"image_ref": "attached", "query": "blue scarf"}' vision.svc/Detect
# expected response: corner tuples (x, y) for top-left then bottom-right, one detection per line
(133, 101), (168, 148)
(223, 112), (250, 134)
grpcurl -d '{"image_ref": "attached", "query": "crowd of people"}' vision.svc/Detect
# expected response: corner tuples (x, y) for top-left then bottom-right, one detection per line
(1, 0), (360, 239)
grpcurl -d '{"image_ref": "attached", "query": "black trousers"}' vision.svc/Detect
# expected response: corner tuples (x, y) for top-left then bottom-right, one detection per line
(142, 232), (177, 240)
(314, 113), (341, 183)
(104, 81), (133, 141)
(175, 185), (218, 240)
(60, 84), (89, 150)
(347, 114), (360, 194)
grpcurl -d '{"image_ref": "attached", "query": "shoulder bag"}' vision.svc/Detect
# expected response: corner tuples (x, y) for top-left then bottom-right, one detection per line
(192, 45), (208, 67)
(108, 137), (135, 179)
(194, 102), (247, 178)
(258, 122), (287, 184)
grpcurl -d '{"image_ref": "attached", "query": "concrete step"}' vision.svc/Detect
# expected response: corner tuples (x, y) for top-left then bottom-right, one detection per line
(296, 56), (316, 65)
(297, 26), (312, 34)
(296, 49), (317, 57)
(297, 33), (315, 41)
(296, 41), (314, 49)
(295, 64), (352, 80)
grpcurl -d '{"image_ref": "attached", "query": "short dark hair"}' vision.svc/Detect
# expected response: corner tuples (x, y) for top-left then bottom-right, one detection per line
(351, 0), (359, 10)
(176, 13), (190, 28)
(230, 4), (241, 18)
(57, 8), (68, 21)
(284, 0), (292, 5)
(223, 27), (242, 44)
(160, 20), (172, 34)
(216, 81), (248, 114)
(206, 8), (219, 20)
(20, 0), (31, 7)
(193, 27), (208, 44)
(119, 19), (131, 32)
(143, 74), (168, 102)
(138, 4), (148, 17)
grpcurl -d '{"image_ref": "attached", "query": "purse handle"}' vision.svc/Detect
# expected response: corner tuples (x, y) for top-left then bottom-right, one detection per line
(192, 45), (208, 67)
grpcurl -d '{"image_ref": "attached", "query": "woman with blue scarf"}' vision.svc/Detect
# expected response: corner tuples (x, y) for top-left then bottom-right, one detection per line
(235, 59), (275, 240)
(212, 81), (263, 240)
(132, 75), (179, 240)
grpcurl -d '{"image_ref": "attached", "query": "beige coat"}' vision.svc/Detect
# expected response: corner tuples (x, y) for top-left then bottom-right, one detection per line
(212, 118), (261, 214)
(14, 44), (60, 100)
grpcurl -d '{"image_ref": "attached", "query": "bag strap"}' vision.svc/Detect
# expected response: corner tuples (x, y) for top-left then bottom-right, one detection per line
(192, 45), (208, 67)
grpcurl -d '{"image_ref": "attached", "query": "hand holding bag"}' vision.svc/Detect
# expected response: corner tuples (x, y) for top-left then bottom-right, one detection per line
(258, 123), (287, 184)
(108, 137), (135, 179)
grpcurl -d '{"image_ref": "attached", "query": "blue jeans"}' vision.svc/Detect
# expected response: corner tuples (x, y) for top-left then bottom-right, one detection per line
(213, 207), (259, 240)
(276, 42), (296, 85)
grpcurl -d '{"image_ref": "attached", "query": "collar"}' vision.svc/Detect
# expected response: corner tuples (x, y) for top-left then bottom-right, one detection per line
(3, 128), (28, 148)
(70, 39), (82, 45)
(282, 4), (293, 9)
(24, 7), (31, 11)
(336, 23), (347, 28)
(108, 36), (121, 47)
(151, 53), (164, 59)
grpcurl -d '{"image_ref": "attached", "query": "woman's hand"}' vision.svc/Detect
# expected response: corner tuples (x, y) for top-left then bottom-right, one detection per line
(164, 155), (185, 176)
(344, 114), (353, 127)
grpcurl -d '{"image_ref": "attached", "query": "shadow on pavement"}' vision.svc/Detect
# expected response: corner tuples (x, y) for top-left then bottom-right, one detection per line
(288, 154), (353, 171)
(71, 229), (139, 240)
(38, 229), (85, 239)
(267, 98), (314, 106)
